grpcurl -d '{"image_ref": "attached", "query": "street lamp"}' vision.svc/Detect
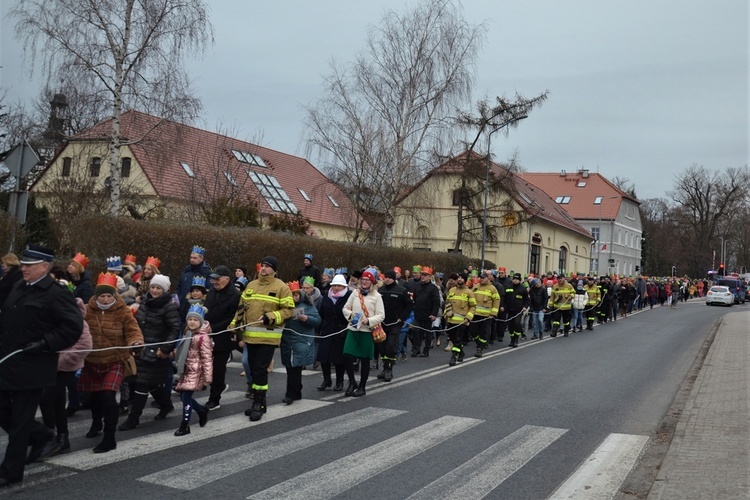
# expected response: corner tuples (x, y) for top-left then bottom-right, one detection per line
(595, 195), (620, 276)
(671, 265), (677, 277)
(480, 115), (527, 271)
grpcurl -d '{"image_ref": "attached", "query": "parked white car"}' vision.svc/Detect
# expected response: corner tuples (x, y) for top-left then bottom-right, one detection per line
(706, 286), (734, 306)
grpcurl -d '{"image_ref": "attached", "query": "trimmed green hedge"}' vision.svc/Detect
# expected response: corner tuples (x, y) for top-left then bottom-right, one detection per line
(61, 216), (480, 281)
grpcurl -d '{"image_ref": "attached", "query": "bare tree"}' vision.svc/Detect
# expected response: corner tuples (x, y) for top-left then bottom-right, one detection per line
(12, 0), (214, 216)
(305, 0), (486, 244)
(452, 92), (548, 252)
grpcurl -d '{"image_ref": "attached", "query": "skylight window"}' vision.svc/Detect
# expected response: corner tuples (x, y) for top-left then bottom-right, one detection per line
(231, 148), (267, 167)
(555, 196), (571, 204)
(224, 171), (238, 187)
(594, 196), (603, 204)
(180, 162), (195, 178)
(298, 188), (311, 202)
(577, 181), (587, 187)
(327, 194), (340, 208)
(247, 171), (297, 213)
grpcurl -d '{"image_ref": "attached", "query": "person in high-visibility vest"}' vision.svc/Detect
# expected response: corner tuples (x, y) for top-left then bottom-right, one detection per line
(548, 276), (575, 336)
(444, 273), (476, 366)
(470, 271), (500, 357)
(229, 256), (294, 422)
(583, 277), (601, 330)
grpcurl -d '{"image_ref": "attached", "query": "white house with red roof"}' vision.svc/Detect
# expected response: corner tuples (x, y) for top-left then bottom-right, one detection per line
(521, 169), (642, 276)
(31, 110), (363, 241)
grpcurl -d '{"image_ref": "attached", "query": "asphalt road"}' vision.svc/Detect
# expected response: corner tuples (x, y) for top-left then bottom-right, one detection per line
(5, 297), (730, 499)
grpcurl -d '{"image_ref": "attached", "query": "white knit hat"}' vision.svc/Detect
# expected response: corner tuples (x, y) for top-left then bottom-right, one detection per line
(331, 274), (348, 287)
(149, 274), (171, 292)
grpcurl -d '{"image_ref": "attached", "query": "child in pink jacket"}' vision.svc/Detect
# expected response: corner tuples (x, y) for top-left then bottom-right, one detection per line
(173, 305), (213, 436)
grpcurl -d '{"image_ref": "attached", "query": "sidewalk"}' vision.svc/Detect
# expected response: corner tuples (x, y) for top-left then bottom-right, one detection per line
(648, 309), (750, 499)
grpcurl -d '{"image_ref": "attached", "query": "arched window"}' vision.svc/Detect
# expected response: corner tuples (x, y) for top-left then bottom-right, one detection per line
(558, 246), (568, 274)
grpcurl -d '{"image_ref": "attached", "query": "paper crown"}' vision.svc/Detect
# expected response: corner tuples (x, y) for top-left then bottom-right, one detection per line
(191, 276), (207, 289)
(421, 266), (433, 275)
(256, 263), (262, 272)
(124, 254), (137, 265)
(498, 267), (507, 273)
(191, 245), (205, 256)
(96, 272), (118, 289)
(393, 266), (402, 273)
(106, 256), (122, 271)
(287, 281), (300, 292)
(72, 252), (90, 268)
(302, 276), (315, 286)
(335, 267), (348, 275)
(304, 253), (313, 261)
(234, 276), (248, 287)
(186, 303), (206, 319)
(323, 268), (335, 277)
(412, 265), (422, 272)
(144, 256), (161, 270)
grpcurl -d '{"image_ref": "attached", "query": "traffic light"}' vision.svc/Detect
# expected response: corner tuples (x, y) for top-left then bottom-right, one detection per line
(719, 263), (725, 276)
(635, 265), (640, 272)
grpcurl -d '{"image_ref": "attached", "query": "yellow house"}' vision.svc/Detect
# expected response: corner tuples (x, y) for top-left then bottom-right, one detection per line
(393, 153), (593, 275)
(31, 110), (363, 241)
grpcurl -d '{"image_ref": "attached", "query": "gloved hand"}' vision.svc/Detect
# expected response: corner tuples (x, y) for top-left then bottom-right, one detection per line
(22, 339), (47, 353)
(351, 312), (362, 326)
(262, 314), (272, 325)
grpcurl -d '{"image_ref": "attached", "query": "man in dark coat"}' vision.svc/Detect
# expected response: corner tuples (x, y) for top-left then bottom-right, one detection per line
(297, 253), (322, 289)
(176, 245), (213, 322)
(377, 270), (413, 381)
(409, 267), (440, 357)
(0, 244), (83, 487)
(204, 265), (240, 409)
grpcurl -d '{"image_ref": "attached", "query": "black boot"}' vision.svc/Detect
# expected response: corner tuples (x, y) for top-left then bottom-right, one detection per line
(344, 380), (358, 397)
(333, 379), (344, 391)
(55, 432), (70, 455)
(376, 368), (387, 380)
(245, 382), (254, 399)
(174, 423), (190, 436)
(119, 390), (146, 430)
(317, 378), (332, 391)
(86, 395), (103, 438)
(248, 390), (267, 422)
(93, 433), (116, 453)
(154, 403), (175, 421)
(353, 380), (367, 397)
(449, 352), (458, 366)
(197, 406), (209, 427)
(383, 361), (393, 382)
(86, 421), (103, 438)
(175, 405), (191, 436)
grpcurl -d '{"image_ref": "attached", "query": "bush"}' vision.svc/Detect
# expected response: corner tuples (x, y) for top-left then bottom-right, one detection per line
(65, 216), (477, 281)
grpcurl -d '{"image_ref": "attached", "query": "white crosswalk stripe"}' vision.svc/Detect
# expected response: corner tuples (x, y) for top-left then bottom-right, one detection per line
(406, 425), (568, 500)
(46, 399), (331, 470)
(138, 406), (406, 490)
(247, 415), (484, 500)
(548, 433), (649, 499)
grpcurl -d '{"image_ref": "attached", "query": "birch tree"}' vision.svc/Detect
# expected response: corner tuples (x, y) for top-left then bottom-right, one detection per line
(305, 0), (485, 244)
(12, 0), (213, 216)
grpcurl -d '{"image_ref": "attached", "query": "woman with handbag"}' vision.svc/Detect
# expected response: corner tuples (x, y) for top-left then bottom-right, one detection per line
(342, 268), (385, 397)
(79, 273), (143, 453)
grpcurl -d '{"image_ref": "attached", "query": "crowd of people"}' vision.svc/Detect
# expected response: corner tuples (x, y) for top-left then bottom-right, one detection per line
(0, 244), (712, 487)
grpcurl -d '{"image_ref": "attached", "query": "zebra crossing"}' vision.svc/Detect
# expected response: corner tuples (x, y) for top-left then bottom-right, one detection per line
(5, 401), (650, 499)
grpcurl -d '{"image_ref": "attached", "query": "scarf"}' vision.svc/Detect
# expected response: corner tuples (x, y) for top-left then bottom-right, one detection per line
(328, 287), (345, 303)
(96, 299), (115, 310)
(175, 329), (194, 380)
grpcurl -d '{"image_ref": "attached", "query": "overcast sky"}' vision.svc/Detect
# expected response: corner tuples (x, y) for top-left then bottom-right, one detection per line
(1, 0), (747, 200)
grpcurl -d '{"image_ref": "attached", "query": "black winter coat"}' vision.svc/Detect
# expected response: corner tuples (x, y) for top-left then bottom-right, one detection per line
(204, 284), (240, 351)
(529, 285), (549, 311)
(0, 266), (23, 311)
(380, 282), (413, 325)
(134, 293), (180, 386)
(71, 269), (94, 305)
(316, 290), (351, 365)
(411, 281), (440, 321)
(176, 261), (213, 319)
(0, 276), (83, 390)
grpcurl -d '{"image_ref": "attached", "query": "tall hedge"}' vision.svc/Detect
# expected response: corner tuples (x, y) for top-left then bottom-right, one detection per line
(64, 216), (480, 281)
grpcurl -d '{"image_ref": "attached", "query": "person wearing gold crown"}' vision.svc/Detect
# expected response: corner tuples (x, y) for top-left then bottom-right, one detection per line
(134, 256), (161, 307)
(79, 272), (143, 453)
(66, 252), (94, 304)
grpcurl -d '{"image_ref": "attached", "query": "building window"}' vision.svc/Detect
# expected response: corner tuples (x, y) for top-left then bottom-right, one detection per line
(577, 181), (587, 187)
(247, 170), (298, 213)
(89, 157), (101, 177)
(224, 171), (238, 187)
(327, 194), (339, 208)
(591, 227), (600, 242)
(594, 196), (603, 204)
(452, 190), (461, 206)
(558, 246), (568, 274)
(121, 157), (131, 178)
(555, 196), (571, 204)
(180, 162), (195, 178)
(298, 188), (311, 202)
(231, 149), (267, 167)
(61, 157), (72, 177)
(530, 244), (540, 275)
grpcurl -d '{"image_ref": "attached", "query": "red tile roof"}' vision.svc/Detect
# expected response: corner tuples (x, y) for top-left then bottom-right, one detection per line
(69, 110), (358, 229)
(399, 152), (592, 239)
(519, 171), (638, 221)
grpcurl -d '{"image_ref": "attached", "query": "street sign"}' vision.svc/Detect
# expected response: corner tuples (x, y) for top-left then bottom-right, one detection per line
(8, 192), (29, 225)
(4, 142), (40, 178)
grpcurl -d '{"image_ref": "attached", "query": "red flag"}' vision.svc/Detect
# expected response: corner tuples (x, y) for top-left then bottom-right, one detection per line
(600, 244), (607, 251)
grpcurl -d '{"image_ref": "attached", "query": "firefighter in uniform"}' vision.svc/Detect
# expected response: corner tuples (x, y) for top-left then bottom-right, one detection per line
(596, 276), (610, 323)
(470, 271), (500, 357)
(230, 256), (294, 422)
(444, 273), (476, 366)
(583, 277), (600, 330)
(501, 273), (530, 347)
(548, 275), (576, 336)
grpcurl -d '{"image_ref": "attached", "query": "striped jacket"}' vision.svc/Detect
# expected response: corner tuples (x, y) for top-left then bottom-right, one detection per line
(231, 274), (295, 346)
